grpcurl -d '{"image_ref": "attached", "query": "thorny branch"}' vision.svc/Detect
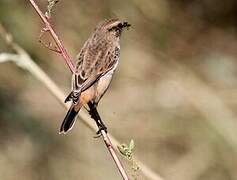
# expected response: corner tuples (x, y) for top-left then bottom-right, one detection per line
(29, 0), (75, 73)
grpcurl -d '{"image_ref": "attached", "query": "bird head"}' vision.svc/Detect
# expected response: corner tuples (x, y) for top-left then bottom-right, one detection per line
(95, 19), (131, 39)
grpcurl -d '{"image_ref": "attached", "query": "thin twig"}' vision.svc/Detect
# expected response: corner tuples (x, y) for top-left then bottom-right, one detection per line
(28, 0), (75, 73)
(38, 28), (61, 53)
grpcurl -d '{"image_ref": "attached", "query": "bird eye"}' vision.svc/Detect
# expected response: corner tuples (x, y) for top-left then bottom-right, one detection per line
(108, 22), (124, 32)
(117, 23), (123, 29)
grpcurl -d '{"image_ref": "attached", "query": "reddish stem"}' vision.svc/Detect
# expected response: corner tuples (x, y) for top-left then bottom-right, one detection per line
(29, 0), (75, 73)
(102, 131), (129, 180)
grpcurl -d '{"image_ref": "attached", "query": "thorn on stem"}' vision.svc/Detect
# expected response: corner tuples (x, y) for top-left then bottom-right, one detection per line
(38, 26), (61, 53)
(42, 27), (50, 32)
(39, 39), (61, 53)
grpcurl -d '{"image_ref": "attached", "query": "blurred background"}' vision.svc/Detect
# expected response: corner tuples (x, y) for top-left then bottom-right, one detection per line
(1, 0), (237, 179)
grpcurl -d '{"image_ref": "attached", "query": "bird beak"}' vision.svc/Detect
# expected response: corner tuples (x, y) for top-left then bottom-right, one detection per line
(122, 22), (131, 30)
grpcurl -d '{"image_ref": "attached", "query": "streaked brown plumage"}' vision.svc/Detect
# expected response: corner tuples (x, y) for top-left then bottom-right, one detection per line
(60, 19), (130, 134)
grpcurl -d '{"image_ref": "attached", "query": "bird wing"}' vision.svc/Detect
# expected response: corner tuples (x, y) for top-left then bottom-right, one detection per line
(68, 41), (119, 103)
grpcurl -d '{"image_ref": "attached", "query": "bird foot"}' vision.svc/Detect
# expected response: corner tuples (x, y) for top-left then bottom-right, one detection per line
(93, 125), (107, 138)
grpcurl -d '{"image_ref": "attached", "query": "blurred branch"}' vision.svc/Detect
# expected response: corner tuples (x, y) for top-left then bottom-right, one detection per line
(175, 68), (237, 151)
(157, 50), (237, 153)
(0, 53), (18, 63)
(0, 23), (164, 180)
(166, 143), (212, 180)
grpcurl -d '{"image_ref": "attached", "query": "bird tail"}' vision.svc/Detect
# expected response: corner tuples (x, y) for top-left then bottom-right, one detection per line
(59, 104), (82, 134)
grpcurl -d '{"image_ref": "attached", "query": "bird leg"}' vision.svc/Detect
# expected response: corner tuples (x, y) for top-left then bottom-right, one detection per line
(88, 102), (108, 136)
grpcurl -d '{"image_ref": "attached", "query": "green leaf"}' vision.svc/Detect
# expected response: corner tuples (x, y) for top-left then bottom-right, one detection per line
(117, 144), (128, 156)
(129, 139), (135, 151)
(45, 0), (59, 18)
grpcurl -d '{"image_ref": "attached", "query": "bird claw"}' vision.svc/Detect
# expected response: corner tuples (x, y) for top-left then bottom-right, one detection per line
(93, 125), (107, 138)
(93, 133), (102, 138)
(64, 92), (73, 103)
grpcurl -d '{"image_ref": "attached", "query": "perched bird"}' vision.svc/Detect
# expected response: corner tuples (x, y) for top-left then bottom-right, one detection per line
(60, 19), (131, 134)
